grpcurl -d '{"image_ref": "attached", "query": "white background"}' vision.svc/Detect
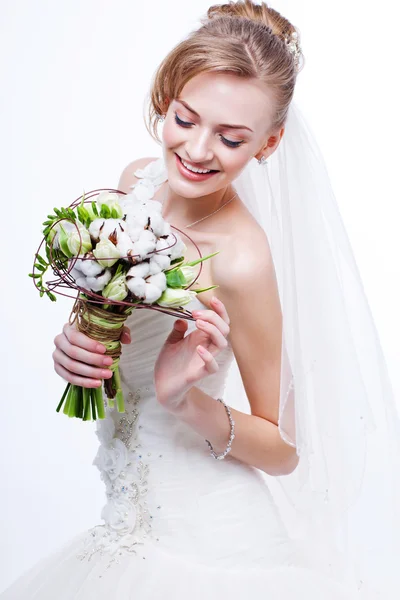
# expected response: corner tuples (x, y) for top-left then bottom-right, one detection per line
(1, 0), (399, 592)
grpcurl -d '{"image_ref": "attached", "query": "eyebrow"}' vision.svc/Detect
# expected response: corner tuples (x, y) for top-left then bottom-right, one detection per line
(176, 98), (254, 133)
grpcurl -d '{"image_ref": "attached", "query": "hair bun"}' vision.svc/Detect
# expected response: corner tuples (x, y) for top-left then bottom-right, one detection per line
(206, 1), (299, 51)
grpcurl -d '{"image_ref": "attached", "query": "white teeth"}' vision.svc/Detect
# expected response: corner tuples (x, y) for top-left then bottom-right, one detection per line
(181, 158), (212, 174)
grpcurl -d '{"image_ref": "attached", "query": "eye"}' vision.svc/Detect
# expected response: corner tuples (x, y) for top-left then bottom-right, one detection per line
(174, 112), (244, 149)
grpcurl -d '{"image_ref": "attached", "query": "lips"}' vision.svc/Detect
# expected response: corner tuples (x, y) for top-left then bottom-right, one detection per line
(174, 153), (219, 182)
(176, 154), (218, 173)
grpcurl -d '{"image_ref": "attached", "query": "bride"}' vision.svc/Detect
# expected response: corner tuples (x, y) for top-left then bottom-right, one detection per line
(3, 1), (400, 598)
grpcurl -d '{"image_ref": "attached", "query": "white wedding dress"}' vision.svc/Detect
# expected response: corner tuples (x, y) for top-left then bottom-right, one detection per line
(1, 159), (376, 599)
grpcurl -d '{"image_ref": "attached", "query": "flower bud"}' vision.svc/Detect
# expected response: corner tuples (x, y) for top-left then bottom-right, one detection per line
(102, 270), (128, 302)
(157, 287), (197, 308)
(93, 239), (121, 267)
(97, 192), (124, 219)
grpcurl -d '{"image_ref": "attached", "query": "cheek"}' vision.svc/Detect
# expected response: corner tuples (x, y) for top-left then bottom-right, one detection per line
(162, 121), (182, 149)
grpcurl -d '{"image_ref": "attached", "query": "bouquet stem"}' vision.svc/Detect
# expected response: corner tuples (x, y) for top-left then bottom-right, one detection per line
(56, 297), (133, 421)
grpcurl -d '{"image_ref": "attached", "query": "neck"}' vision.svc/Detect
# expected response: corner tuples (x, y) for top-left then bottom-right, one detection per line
(162, 185), (236, 228)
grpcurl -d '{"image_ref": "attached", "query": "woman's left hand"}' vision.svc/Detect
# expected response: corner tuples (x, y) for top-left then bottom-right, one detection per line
(154, 296), (231, 413)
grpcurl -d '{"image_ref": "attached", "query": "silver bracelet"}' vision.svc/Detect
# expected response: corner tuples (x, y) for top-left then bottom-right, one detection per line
(205, 397), (236, 460)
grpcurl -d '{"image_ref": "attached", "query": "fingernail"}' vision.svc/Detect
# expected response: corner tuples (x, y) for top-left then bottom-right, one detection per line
(96, 344), (106, 353)
(103, 357), (113, 366)
(102, 370), (112, 378)
(212, 296), (220, 304)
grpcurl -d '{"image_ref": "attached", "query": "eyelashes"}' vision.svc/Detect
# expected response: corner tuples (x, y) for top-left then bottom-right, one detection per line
(173, 112), (244, 148)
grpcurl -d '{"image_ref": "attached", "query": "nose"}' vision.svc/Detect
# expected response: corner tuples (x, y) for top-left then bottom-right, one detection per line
(184, 128), (214, 164)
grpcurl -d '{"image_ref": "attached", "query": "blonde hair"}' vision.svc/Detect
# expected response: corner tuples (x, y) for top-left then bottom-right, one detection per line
(145, 0), (303, 144)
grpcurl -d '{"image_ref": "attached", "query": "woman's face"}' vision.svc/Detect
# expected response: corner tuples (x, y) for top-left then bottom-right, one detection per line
(161, 71), (281, 198)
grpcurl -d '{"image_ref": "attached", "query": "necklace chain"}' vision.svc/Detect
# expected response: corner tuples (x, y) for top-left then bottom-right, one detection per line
(184, 192), (238, 229)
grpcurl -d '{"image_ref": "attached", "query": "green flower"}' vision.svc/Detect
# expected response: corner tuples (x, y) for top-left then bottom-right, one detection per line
(102, 269), (128, 302)
(97, 192), (124, 219)
(93, 238), (121, 267)
(157, 287), (197, 308)
(58, 223), (92, 258)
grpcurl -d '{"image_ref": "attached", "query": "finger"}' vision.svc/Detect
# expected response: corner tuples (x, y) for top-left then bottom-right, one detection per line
(54, 361), (103, 389)
(195, 319), (229, 352)
(120, 326), (131, 344)
(56, 334), (113, 368)
(192, 308), (230, 337)
(53, 348), (113, 381)
(62, 322), (108, 354)
(165, 319), (188, 345)
(196, 345), (219, 374)
(211, 296), (230, 325)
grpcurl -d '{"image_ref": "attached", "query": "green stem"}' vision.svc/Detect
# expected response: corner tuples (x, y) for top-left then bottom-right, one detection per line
(63, 384), (73, 416)
(90, 389), (97, 421)
(56, 382), (71, 413)
(94, 385), (105, 419)
(113, 367), (125, 413)
(76, 387), (83, 419)
(83, 388), (91, 421)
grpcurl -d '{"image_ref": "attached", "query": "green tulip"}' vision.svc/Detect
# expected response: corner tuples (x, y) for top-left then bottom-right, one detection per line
(93, 238), (121, 267)
(157, 287), (197, 308)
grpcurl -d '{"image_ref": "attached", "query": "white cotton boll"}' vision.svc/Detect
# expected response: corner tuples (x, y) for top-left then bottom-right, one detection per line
(149, 254), (171, 274)
(86, 269), (112, 292)
(70, 266), (84, 282)
(89, 219), (105, 240)
(148, 257), (162, 275)
(155, 237), (172, 256)
(116, 231), (135, 259)
(98, 219), (124, 240)
(126, 276), (146, 298)
(147, 272), (167, 292)
(127, 262), (150, 278)
(133, 229), (156, 259)
(78, 256), (104, 277)
(126, 208), (149, 229)
(75, 276), (89, 290)
(148, 212), (165, 237)
(170, 237), (186, 260)
(154, 254), (171, 269)
(142, 282), (163, 304)
(161, 221), (171, 236)
(126, 224), (143, 243)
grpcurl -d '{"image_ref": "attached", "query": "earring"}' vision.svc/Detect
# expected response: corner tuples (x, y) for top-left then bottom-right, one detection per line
(257, 155), (268, 166)
(157, 113), (165, 122)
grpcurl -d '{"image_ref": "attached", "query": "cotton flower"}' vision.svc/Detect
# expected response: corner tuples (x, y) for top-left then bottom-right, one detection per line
(157, 287), (197, 308)
(126, 276), (146, 299)
(147, 272), (167, 292)
(116, 231), (135, 261)
(127, 262), (150, 279)
(142, 283), (163, 304)
(86, 269), (112, 292)
(132, 230), (157, 261)
(93, 239), (121, 267)
(76, 252), (104, 277)
(149, 254), (171, 275)
(88, 218), (106, 241)
(148, 211), (165, 237)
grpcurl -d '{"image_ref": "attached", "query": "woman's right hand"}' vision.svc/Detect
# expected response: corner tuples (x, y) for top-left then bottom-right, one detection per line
(52, 323), (132, 388)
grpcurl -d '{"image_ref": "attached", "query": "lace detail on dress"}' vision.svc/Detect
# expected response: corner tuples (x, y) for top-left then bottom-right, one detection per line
(76, 387), (156, 571)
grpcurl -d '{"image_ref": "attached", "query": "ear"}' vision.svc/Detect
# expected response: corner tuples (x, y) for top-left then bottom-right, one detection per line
(254, 126), (285, 162)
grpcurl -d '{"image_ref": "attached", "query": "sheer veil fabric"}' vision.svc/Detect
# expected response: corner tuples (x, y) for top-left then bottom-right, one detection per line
(225, 100), (400, 594)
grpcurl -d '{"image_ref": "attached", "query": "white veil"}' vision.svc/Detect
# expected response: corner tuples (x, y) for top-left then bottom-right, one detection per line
(228, 100), (400, 596)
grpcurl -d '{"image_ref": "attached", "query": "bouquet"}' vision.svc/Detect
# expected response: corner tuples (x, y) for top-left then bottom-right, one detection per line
(29, 187), (217, 421)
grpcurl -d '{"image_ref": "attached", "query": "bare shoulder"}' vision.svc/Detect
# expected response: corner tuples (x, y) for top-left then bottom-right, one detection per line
(117, 156), (159, 193)
(214, 207), (273, 292)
